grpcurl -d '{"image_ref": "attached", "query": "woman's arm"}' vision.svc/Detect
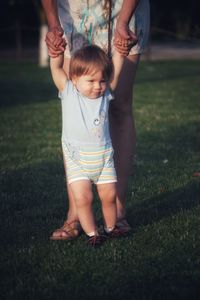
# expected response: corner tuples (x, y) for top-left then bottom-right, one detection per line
(50, 53), (68, 91)
(117, 0), (139, 30)
(42, 0), (60, 29)
(114, 0), (139, 55)
(110, 2), (140, 90)
(41, 0), (66, 57)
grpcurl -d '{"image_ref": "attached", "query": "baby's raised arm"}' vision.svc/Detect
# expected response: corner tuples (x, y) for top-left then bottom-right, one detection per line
(109, 50), (125, 91)
(50, 54), (68, 91)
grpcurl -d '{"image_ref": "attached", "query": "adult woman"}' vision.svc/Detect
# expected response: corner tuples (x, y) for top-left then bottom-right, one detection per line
(42, 0), (150, 240)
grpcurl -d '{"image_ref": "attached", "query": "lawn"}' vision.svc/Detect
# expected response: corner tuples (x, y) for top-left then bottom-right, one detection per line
(0, 59), (200, 300)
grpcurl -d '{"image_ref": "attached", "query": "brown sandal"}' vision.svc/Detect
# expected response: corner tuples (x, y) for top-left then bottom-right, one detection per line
(50, 220), (82, 240)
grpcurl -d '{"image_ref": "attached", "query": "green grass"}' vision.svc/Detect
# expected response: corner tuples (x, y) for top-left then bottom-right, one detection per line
(0, 60), (200, 300)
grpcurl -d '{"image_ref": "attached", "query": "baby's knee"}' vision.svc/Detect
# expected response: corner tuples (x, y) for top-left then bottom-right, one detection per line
(103, 189), (116, 204)
(75, 192), (93, 208)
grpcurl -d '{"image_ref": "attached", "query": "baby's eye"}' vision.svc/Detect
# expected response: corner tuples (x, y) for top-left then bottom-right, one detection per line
(88, 80), (94, 83)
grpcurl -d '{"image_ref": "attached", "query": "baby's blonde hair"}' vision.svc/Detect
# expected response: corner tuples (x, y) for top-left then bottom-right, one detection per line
(69, 45), (113, 81)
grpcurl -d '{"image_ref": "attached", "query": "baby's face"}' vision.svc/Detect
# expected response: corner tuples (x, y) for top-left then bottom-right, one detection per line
(72, 71), (107, 99)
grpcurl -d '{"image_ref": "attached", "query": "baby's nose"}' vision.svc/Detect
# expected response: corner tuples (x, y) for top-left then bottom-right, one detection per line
(94, 81), (101, 89)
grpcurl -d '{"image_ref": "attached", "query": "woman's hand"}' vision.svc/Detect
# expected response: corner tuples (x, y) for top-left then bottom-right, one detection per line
(114, 20), (138, 56)
(45, 26), (66, 57)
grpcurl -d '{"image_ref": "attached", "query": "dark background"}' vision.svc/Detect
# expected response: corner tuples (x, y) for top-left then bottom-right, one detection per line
(0, 0), (199, 51)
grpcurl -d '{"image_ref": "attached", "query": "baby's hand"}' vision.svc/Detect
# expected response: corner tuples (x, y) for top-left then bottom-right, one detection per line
(114, 38), (135, 56)
(114, 21), (138, 56)
(45, 26), (66, 58)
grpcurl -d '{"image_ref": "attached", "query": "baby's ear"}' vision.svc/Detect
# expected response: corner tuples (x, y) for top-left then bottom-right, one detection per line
(71, 76), (77, 85)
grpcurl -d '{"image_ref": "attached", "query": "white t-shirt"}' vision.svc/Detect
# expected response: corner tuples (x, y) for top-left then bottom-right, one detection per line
(59, 80), (113, 147)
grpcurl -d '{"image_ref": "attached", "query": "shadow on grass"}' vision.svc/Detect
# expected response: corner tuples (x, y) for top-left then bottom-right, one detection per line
(1, 134), (200, 300)
(127, 180), (200, 229)
(0, 160), (67, 247)
(1, 162), (200, 300)
(126, 120), (200, 228)
(1, 160), (199, 247)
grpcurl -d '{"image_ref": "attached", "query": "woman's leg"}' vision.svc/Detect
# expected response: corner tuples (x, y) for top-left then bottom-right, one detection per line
(109, 54), (140, 220)
(51, 153), (81, 239)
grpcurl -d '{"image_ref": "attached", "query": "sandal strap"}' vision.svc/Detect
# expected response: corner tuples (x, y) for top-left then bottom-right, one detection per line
(62, 219), (80, 230)
(55, 220), (81, 237)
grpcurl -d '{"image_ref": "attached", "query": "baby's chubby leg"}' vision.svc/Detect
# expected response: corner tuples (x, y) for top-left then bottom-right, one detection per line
(96, 183), (117, 231)
(70, 180), (97, 236)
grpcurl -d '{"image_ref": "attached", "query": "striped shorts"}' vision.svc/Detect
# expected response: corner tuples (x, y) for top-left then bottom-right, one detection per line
(62, 141), (117, 185)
